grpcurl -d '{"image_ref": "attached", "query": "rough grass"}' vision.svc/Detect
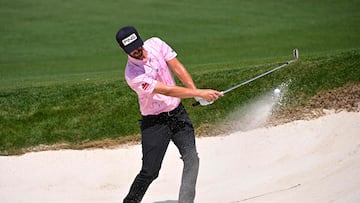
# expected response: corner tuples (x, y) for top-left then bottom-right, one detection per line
(1, 50), (359, 155)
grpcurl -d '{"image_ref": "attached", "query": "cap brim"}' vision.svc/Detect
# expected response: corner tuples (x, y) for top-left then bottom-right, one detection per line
(123, 40), (144, 55)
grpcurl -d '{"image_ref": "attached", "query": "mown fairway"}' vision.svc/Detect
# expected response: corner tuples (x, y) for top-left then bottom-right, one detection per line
(1, 0), (359, 154)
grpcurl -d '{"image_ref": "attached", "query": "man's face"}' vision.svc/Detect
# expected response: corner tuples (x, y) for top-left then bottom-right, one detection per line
(129, 47), (144, 59)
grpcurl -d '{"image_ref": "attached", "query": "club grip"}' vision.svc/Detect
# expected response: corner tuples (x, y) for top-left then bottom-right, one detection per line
(191, 101), (200, 107)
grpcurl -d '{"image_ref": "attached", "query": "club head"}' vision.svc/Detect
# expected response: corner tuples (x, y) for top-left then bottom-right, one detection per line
(293, 48), (299, 60)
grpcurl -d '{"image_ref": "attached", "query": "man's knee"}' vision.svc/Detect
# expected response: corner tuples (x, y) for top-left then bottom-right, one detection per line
(181, 151), (199, 166)
(139, 169), (160, 182)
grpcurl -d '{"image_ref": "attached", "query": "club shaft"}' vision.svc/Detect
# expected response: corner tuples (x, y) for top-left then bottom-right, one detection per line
(222, 59), (295, 94)
(192, 48), (298, 108)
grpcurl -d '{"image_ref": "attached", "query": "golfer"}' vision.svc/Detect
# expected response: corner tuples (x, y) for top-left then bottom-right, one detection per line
(116, 26), (222, 203)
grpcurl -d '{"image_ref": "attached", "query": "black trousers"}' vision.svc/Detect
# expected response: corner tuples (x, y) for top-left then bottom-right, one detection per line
(123, 103), (199, 203)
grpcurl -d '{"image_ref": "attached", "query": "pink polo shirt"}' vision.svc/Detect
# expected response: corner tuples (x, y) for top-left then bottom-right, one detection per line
(124, 37), (181, 116)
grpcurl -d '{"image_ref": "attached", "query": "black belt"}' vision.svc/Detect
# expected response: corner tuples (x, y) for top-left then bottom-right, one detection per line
(140, 103), (185, 131)
(162, 103), (184, 116)
(142, 103), (184, 121)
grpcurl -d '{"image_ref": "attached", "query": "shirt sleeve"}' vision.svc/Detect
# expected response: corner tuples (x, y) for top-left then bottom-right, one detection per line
(153, 37), (177, 61)
(127, 73), (157, 95)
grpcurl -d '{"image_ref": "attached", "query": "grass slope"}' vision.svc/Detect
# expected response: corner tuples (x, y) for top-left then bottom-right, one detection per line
(1, 50), (359, 154)
(1, 0), (359, 154)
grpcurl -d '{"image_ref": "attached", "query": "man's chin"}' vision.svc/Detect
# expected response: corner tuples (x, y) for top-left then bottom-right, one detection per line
(131, 53), (143, 60)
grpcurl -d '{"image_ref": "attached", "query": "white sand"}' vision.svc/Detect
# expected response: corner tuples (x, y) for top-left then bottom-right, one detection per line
(1, 111), (360, 203)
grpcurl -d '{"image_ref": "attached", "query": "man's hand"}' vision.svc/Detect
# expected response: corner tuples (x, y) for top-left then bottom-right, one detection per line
(198, 89), (223, 102)
(194, 89), (223, 106)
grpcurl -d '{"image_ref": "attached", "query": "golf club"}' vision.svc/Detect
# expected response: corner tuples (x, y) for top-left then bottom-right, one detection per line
(192, 48), (299, 107)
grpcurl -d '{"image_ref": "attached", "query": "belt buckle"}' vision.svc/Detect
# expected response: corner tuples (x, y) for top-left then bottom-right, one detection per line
(167, 111), (173, 117)
(167, 107), (177, 117)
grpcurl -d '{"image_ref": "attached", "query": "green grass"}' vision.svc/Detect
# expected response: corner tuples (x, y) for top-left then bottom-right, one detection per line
(1, 0), (360, 154)
(1, 50), (359, 154)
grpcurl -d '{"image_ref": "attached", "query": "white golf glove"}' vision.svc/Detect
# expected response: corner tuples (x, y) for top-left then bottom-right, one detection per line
(194, 97), (214, 106)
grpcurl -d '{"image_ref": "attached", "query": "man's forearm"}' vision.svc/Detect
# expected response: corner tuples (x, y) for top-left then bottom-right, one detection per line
(154, 82), (199, 98)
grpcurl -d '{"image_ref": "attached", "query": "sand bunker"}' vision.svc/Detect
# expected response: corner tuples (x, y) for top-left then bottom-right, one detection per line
(1, 111), (359, 202)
